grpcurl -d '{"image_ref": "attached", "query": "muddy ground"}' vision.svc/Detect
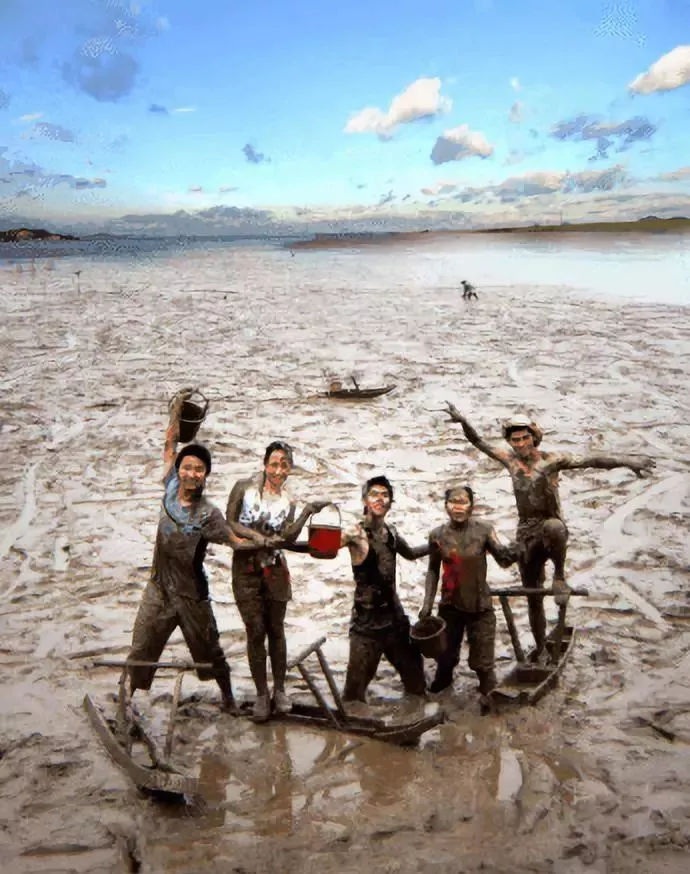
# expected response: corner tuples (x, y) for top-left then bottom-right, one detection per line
(1, 244), (689, 873)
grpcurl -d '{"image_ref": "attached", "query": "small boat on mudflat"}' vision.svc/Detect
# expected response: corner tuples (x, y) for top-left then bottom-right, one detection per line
(321, 384), (396, 399)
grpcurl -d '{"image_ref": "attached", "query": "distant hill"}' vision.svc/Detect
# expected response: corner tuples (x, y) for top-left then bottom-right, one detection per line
(479, 216), (690, 235)
(0, 227), (79, 242)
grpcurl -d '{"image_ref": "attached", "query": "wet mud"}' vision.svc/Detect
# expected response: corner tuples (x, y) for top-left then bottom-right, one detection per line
(1, 245), (689, 872)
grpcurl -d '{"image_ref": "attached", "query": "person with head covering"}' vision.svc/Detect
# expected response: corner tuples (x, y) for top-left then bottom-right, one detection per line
(443, 404), (655, 660)
(338, 475), (428, 703)
(226, 442), (328, 722)
(419, 484), (516, 699)
(127, 389), (261, 712)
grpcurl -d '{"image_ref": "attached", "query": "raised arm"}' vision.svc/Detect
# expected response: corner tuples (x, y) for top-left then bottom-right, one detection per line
(547, 452), (656, 478)
(163, 388), (194, 480)
(486, 526), (517, 568)
(419, 539), (441, 619)
(444, 402), (512, 467)
(395, 531), (431, 561)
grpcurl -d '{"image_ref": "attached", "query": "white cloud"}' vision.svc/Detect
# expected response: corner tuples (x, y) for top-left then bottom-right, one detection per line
(430, 125), (494, 164)
(344, 77), (451, 138)
(19, 113), (43, 122)
(509, 100), (523, 123)
(172, 106), (196, 113)
(657, 166), (690, 182)
(421, 181), (458, 196)
(628, 45), (690, 94)
(510, 77), (521, 91)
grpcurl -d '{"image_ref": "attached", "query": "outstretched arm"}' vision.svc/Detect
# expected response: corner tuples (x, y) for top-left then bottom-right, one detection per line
(419, 541), (441, 618)
(396, 531), (431, 561)
(486, 527), (518, 568)
(444, 402), (512, 467)
(278, 500), (331, 543)
(548, 453), (656, 478)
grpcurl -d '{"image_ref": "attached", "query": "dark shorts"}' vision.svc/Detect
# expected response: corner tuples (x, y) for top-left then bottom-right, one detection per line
(128, 582), (229, 691)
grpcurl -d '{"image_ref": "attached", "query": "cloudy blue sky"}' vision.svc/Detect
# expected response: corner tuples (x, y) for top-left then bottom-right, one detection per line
(1, 0), (689, 233)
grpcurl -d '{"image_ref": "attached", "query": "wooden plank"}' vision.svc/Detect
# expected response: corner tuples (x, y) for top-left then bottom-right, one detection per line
(499, 595), (525, 663)
(491, 587), (589, 597)
(286, 636), (328, 670)
(315, 646), (347, 719)
(297, 664), (340, 728)
(164, 673), (184, 762)
(93, 659), (213, 670)
(83, 695), (199, 797)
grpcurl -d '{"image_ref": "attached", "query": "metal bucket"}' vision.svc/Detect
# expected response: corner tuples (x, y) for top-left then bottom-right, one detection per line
(410, 616), (447, 659)
(176, 390), (209, 443)
(307, 504), (341, 559)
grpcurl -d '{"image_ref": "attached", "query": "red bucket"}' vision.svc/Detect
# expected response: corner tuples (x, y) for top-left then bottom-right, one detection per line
(308, 504), (341, 559)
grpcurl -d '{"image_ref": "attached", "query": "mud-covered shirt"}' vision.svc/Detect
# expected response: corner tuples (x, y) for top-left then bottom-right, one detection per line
(429, 518), (515, 613)
(350, 522), (407, 635)
(151, 468), (231, 601)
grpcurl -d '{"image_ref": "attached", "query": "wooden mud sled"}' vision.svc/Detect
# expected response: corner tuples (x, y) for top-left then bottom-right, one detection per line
(260, 635), (445, 744)
(489, 586), (588, 708)
(84, 639), (444, 801)
(84, 660), (208, 803)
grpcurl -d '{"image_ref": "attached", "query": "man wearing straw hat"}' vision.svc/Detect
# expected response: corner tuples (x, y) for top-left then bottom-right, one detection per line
(443, 404), (655, 660)
(338, 476), (428, 703)
(126, 389), (264, 712)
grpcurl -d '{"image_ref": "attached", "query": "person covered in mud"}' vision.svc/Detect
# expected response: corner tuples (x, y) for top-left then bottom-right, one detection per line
(461, 280), (478, 300)
(226, 441), (328, 722)
(127, 390), (262, 713)
(419, 484), (516, 698)
(443, 405), (656, 658)
(338, 476), (428, 703)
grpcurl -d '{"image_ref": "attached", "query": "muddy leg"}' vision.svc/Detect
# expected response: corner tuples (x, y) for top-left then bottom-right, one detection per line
(383, 625), (426, 696)
(127, 583), (178, 693)
(237, 603), (269, 696)
(431, 606), (465, 692)
(266, 600), (288, 692)
(543, 518), (568, 581)
(519, 548), (547, 657)
(178, 598), (237, 713)
(343, 633), (383, 702)
(467, 609), (497, 694)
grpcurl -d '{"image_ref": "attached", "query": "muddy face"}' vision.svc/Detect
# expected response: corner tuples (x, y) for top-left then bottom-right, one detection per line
(508, 427), (536, 460)
(445, 487), (473, 525)
(264, 449), (292, 492)
(177, 454), (207, 499)
(364, 486), (391, 518)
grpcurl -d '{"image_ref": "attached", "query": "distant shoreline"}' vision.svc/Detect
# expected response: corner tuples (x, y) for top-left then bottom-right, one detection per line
(290, 216), (690, 250)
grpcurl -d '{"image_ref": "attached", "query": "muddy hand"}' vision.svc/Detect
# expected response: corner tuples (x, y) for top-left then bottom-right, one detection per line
(308, 500), (331, 514)
(168, 386), (195, 416)
(631, 456), (656, 478)
(418, 604), (432, 620)
(444, 401), (464, 423)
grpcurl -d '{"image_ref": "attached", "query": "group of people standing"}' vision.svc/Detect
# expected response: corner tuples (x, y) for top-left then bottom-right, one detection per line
(126, 389), (655, 721)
